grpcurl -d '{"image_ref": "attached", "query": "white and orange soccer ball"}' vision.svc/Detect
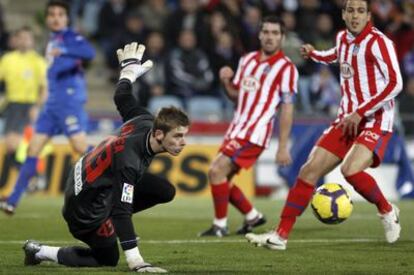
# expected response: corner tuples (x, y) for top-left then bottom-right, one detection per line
(311, 183), (353, 224)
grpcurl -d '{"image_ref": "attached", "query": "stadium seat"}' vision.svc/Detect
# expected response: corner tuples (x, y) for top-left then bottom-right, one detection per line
(148, 95), (184, 114)
(187, 96), (224, 122)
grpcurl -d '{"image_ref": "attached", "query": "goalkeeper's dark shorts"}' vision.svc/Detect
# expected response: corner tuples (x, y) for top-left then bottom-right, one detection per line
(72, 218), (117, 249)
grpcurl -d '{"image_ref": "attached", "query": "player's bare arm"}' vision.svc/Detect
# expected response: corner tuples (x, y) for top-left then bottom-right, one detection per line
(219, 66), (238, 102)
(300, 44), (315, 59)
(276, 103), (293, 166)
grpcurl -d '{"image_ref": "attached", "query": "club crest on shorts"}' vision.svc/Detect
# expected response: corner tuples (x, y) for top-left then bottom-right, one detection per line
(226, 139), (241, 151)
(340, 62), (354, 79)
(121, 183), (134, 204)
(65, 115), (78, 126)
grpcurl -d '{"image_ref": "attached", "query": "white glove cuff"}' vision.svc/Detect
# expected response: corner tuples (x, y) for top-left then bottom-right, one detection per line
(119, 64), (140, 83)
(125, 247), (144, 270)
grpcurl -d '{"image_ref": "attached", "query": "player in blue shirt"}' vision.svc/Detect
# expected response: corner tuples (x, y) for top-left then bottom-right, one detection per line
(0, 0), (95, 215)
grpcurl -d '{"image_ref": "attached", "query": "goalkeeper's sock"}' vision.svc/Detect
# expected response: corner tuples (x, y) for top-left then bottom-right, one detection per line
(36, 245), (60, 262)
(7, 157), (38, 206)
(229, 184), (253, 214)
(211, 181), (230, 220)
(277, 178), (314, 239)
(345, 171), (392, 214)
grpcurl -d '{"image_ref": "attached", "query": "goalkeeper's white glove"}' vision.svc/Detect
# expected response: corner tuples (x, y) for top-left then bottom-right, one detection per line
(133, 262), (168, 273)
(117, 42), (153, 83)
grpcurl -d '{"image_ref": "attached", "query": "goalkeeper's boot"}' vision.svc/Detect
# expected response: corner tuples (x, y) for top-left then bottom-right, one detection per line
(0, 199), (15, 215)
(23, 240), (42, 265)
(236, 213), (267, 234)
(245, 231), (287, 250)
(378, 204), (401, 243)
(198, 225), (229, 237)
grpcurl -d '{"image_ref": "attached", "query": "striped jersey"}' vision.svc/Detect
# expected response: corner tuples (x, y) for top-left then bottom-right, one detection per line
(309, 22), (403, 132)
(226, 50), (298, 147)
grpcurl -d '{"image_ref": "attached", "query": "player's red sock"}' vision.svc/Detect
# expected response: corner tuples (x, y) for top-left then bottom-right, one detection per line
(211, 181), (230, 219)
(229, 184), (253, 214)
(345, 171), (392, 214)
(277, 179), (315, 239)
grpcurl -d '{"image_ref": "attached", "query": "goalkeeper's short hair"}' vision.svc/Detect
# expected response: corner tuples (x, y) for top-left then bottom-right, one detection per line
(153, 107), (190, 135)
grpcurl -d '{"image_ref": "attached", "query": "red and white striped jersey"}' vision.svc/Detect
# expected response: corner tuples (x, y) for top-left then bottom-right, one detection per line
(225, 50), (298, 148)
(309, 22), (403, 132)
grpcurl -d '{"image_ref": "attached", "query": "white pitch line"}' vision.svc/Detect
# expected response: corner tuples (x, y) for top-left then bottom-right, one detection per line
(0, 238), (401, 245)
(0, 214), (379, 220)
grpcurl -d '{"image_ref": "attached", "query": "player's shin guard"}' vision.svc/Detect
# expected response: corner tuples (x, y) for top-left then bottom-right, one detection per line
(211, 181), (230, 220)
(229, 184), (253, 214)
(277, 179), (315, 239)
(7, 157), (38, 207)
(345, 171), (392, 214)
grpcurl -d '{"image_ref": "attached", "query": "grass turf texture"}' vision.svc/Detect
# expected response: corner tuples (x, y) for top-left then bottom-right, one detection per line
(0, 196), (413, 274)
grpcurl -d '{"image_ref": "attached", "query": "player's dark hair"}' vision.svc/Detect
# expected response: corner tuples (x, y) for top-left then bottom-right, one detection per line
(342, 0), (371, 10)
(153, 107), (190, 134)
(16, 26), (32, 33)
(260, 16), (286, 35)
(45, 0), (70, 17)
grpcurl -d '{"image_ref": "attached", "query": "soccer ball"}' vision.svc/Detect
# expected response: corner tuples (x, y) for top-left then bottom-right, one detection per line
(311, 183), (353, 224)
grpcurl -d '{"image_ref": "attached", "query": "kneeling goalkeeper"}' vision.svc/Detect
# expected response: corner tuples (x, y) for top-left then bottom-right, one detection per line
(22, 42), (190, 273)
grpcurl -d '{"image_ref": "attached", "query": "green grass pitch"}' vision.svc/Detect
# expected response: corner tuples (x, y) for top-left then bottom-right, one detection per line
(0, 196), (413, 274)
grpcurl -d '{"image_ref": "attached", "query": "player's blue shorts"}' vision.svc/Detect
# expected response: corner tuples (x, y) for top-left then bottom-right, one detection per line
(35, 105), (88, 137)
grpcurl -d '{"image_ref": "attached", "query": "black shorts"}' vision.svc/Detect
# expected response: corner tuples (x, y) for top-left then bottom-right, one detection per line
(72, 218), (118, 249)
(65, 173), (175, 247)
(4, 103), (32, 134)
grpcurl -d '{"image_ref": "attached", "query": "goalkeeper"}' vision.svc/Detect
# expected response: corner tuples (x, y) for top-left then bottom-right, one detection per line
(22, 42), (190, 273)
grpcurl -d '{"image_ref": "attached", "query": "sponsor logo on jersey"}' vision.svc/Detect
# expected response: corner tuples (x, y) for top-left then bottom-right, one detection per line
(241, 76), (260, 92)
(121, 183), (134, 204)
(74, 156), (84, 196)
(340, 62), (354, 79)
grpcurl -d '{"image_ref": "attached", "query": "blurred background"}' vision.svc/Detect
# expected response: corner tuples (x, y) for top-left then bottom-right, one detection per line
(0, 0), (413, 201)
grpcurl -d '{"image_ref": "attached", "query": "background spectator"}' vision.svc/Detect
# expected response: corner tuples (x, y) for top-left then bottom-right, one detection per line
(309, 65), (340, 116)
(135, 31), (167, 107)
(164, 0), (206, 48)
(137, 0), (169, 32)
(399, 77), (414, 137)
(165, 29), (214, 102)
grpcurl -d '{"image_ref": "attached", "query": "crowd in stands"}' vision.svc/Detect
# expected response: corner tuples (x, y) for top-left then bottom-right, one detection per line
(0, 0), (413, 135)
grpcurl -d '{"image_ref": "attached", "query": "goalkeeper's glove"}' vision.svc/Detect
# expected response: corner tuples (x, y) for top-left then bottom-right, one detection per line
(133, 262), (167, 273)
(117, 42), (153, 83)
